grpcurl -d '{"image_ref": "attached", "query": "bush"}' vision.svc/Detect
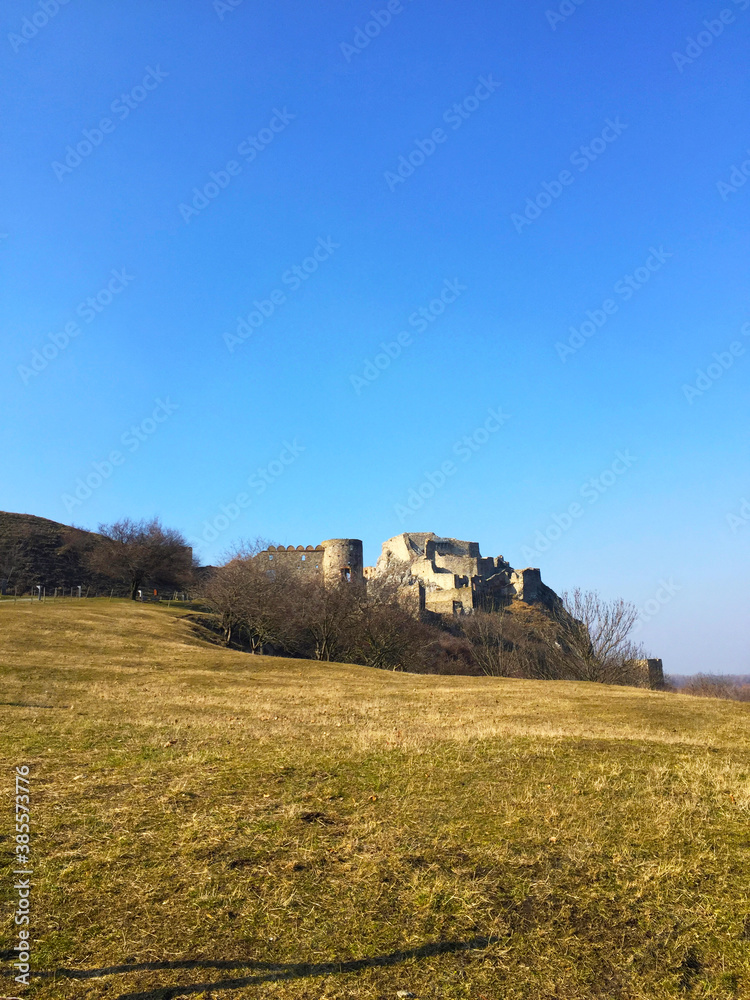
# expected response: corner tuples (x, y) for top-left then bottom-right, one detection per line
(680, 674), (750, 701)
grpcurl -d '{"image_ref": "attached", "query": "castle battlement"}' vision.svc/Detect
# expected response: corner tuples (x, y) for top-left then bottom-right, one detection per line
(257, 538), (363, 585)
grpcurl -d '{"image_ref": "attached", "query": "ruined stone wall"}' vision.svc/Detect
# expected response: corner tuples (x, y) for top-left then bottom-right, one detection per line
(257, 540), (364, 585)
(321, 539), (363, 585)
(627, 658), (665, 690)
(425, 587), (475, 615)
(429, 551), (481, 580)
(426, 538), (481, 560)
(259, 545), (324, 578)
(510, 568), (542, 603)
(365, 533), (563, 614)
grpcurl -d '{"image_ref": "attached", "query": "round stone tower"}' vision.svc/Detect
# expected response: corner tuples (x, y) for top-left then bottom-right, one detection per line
(321, 539), (363, 585)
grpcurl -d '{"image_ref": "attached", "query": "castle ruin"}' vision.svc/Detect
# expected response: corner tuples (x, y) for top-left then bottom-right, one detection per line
(255, 533), (664, 688)
(258, 538), (363, 586)
(257, 532), (558, 614)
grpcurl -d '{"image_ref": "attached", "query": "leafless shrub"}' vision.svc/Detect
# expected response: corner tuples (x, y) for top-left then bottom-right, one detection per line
(0, 536), (25, 590)
(201, 555), (440, 671)
(345, 581), (435, 671)
(459, 608), (565, 679)
(201, 539), (301, 653)
(425, 631), (477, 676)
(294, 577), (361, 662)
(554, 589), (643, 683)
(460, 610), (518, 677)
(680, 674), (750, 702)
(200, 554), (654, 686)
(458, 590), (650, 686)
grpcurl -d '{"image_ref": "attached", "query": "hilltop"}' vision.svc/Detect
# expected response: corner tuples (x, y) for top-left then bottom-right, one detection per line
(0, 599), (747, 999)
(0, 511), (193, 598)
(0, 510), (104, 593)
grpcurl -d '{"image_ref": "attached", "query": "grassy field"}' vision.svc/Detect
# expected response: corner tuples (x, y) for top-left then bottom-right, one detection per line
(1, 599), (749, 1000)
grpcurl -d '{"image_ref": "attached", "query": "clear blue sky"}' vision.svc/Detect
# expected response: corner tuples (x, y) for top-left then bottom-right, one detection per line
(3, 0), (749, 674)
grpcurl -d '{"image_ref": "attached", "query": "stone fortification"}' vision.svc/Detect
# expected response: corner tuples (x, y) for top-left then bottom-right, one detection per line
(627, 658), (665, 689)
(365, 532), (560, 615)
(258, 531), (558, 616)
(257, 539), (364, 586)
(255, 532), (663, 688)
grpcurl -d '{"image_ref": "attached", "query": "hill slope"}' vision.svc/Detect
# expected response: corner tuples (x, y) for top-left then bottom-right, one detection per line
(0, 510), (105, 593)
(1, 600), (748, 999)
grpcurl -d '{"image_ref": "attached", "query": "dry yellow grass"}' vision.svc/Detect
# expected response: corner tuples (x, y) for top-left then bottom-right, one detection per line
(0, 599), (749, 999)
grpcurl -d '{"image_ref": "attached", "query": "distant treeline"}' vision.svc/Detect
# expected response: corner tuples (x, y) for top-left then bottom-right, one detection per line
(667, 674), (750, 701)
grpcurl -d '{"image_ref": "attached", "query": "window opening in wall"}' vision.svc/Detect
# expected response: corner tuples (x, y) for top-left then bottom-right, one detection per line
(342, 567), (351, 583)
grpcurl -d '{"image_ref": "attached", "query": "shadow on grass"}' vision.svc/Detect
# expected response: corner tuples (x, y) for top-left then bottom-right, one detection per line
(33, 937), (493, 999)
(0, 702), (68, 708)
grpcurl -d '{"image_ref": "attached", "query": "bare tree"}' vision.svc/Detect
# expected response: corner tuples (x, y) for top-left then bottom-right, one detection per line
(460, 607), (567, 679)
(460, 610), (511, 677)
(344, 579), (435, 671)
(201, 556), (252, 646)
(681, 674), (750, 702)
(555, 588), (641, 683)
(89, 518), (194, 600)
(201, 540), (300, 653)
(295, 577), (359, 661)
(237, 559), (296, 654)
(460, 593), (644, 685)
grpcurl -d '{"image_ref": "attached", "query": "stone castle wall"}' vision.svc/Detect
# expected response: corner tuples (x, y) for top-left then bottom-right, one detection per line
(257, 539), (364, 585)
(628, 658), (665, 689)
(256, 532), (663, 688)
(260, 545), (324, 577)
(259, 533), (557, 614)
(370, 532), (557, 615)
